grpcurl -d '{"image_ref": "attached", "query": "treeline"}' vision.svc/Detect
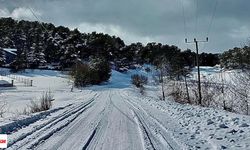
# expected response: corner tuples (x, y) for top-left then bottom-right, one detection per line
(0, 17), (219, 72)
(220, 46), (250, 69)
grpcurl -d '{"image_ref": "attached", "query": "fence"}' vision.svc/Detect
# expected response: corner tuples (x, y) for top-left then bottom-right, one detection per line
(0, 72), (33, 87)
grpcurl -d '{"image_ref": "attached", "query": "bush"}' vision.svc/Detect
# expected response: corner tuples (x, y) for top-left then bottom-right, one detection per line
(168, 81), (188, 104)
(145, 67), (151, 73)
(0, 102), (7, 117)
(131, 74), (148, 88)
(90, 57), (111, 84)
(70, 58), (111, 87)
(29, 91), (53, 113)
(70, 63), (92, 87)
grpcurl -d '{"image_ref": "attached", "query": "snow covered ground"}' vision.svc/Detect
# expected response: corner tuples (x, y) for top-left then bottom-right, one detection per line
(0, 67), (250, 150)
(0, 68), (90, 118)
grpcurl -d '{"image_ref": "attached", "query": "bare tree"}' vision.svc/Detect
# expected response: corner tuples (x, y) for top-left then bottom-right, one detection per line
(180, 67), (192, 103)
(155, 57), (171, 100)
(230, 70), (250, 115)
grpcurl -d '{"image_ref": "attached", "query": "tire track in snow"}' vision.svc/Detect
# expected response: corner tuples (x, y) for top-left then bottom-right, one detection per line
(119, 91), (183, 150)
(0, 104), (72, 135)
(131, 109), (156, 150)
(81, 90), (114, 150)
(82, 127), (97, 150)
(27, 100), (96, 150)
(129, 106), (171, 150)
(110, 90), (155, 150)
(36, 90), (112, 150)
(7, 92), (100, 150)
(83, 89), (144, 150)
(34, 91), (109, 150)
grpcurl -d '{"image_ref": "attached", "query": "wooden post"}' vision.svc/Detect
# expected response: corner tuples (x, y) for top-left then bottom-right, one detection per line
(194, 38), (202, 105)
(11, 80), (14, 87)
(185, 37), (208, 106)
(30, 80), (33, 86)
(184, 75), (190, 103)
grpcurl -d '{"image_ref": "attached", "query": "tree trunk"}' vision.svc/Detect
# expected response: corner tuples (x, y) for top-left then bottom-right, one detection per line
(184, 76), (190, 103)
(161, 69), (165, 100)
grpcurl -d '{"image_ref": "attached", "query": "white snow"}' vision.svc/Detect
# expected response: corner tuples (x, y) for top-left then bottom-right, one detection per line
(0, 67), (249, 149)
(2, 48), (17, 56)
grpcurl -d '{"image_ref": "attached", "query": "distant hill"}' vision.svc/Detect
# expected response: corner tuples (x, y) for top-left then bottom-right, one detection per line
(0, 17), (219, 71)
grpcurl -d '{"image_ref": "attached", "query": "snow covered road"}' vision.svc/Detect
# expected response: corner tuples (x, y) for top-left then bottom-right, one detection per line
(5, 88), (189, 150)
(3, 88), (250, 150)
(1, 69), (250, 150)
(5, 89), (144, 150)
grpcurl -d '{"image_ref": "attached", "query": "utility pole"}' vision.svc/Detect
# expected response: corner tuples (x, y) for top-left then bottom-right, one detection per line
(185, 37), (208, 106)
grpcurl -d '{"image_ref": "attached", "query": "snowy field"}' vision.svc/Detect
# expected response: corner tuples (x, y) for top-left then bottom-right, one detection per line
(0, 67), (250, 149)
(189, 66), (250, 115)
(0, 68), (90, 118)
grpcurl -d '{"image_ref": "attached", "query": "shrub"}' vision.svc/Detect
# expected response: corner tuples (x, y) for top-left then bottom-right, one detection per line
(131, 74), (148, 88)
(145, 67), (151, 73)
(29, 91), (53, 113)
(70, 58), (111, 87)
(71, 63), (92, 87)
(168, 81), (188, 104)
(90, 57), (111, 84)
(0, 102), (7, 117)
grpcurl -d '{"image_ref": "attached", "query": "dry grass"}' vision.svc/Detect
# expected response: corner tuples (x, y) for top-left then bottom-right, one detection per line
(29, 91), (53, 113)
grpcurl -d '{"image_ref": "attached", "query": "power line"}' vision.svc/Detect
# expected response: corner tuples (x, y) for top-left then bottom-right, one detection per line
(179, 0), (189, 50)
(202, 0), (219, 52)
(26, 5), (63, 47)
(20, 0), (51, 34)
(195, 0), (199, 37)
(180, 0), (187, 38)
(27, 6), (49, 33)
(207, 0), (219, 37)
(182, 1), (218, 103)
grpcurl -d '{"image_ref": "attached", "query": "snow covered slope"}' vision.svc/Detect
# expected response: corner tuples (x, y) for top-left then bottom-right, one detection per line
(0, 68), (250, 150)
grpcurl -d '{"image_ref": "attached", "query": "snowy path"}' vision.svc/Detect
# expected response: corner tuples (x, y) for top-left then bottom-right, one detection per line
(3, 87), (250, 150)
(4, 87), (250, 149)
(1, 69), (250, 150)
(6, 89), (145, 150)
(5, 88), (189, 150)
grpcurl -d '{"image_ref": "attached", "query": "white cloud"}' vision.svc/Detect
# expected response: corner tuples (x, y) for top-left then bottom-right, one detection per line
(12, 7), (41, 20)
(229, 26), (250, 39)
(0, 8), (10, 17)
(12, 7), (32, 19)
(0, 7), (41, 20)
(76, 22), (153, 44)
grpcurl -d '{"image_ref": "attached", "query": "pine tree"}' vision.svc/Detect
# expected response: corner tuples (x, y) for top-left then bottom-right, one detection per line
(0, 48), (5, 66)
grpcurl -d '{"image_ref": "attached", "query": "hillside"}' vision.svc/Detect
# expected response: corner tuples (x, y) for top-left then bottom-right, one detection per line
(0, 18), (219, 71)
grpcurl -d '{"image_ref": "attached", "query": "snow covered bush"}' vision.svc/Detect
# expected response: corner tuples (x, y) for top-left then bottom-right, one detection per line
(169, 81), (187, 104)
(201, 83), (219, 106)
(229, 71), (250, 115)
(0, 102), (7, 117)
(70, 63), (92, 87)
(90, 57), (111, 84)
(168, 77), (222, 107)
(131, 74), (148, 95)
(131, 74), (148, 88)
(29, 91), (53, 113)
(220, 46), (250, 69)
(70, 57), (111, 87)
(0, 49), (5, 66)
(145, 67), (151, 73)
